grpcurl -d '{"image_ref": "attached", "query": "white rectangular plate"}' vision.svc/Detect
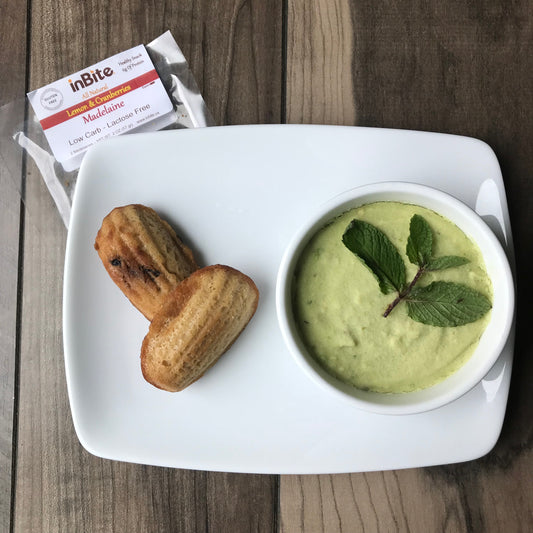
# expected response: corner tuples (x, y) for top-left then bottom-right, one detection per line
(64, 125), (515, 474)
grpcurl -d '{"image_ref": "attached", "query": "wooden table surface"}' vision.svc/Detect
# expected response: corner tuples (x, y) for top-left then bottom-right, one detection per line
(1, 1), (532, 531)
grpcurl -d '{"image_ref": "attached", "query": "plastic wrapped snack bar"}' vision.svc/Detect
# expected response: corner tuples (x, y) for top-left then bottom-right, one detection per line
(14, 30), (215, 227)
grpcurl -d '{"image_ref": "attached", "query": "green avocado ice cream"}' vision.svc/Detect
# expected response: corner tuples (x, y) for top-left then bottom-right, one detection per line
(293, 201), (493, 393)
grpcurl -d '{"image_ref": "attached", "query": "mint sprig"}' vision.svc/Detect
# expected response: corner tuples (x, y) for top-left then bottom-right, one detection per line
(342, 214), (492, 327)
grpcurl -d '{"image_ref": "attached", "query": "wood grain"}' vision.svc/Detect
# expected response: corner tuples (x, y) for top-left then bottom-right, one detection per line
(286, 0), (356, 125)
(13, 1), (282, 532)
(281, 470), (474, 532)
(282, 0), (533, 532)
(0, 1), (27, 531)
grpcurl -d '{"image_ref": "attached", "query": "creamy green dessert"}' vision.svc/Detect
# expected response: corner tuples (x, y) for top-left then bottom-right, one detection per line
(293, 201), (492, 393)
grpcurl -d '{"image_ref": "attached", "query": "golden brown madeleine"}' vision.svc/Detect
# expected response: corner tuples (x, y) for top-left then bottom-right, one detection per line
(141, 265), (259, 392)
(94, 204), (198, 320)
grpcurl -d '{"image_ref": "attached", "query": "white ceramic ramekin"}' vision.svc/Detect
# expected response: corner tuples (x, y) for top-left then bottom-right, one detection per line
(276, 182), (515, 415)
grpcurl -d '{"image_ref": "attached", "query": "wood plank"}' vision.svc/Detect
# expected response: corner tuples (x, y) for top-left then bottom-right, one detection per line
(196, 0), (284, 125)
(286, 0), (356, 125)
(282, 0), (533, 531)
(281, 470), (471, 532)
(14, 1), (282, 532)
(0, 2), (28, 532)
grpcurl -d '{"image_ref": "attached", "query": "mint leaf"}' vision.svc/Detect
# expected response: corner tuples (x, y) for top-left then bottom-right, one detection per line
(427, 255), (470, 271)
(406, 214), (433, 267)
(342, 219), (406, 295)
(406, 281), (492, 327)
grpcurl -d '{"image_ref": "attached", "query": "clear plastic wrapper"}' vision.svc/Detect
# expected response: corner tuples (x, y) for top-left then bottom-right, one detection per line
(10, 30), (214, 227)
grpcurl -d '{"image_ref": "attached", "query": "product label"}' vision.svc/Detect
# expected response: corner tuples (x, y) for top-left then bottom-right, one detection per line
(28, 44), (174, 167)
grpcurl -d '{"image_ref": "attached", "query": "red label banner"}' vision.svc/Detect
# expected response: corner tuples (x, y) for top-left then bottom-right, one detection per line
(40, 69), (160, 130)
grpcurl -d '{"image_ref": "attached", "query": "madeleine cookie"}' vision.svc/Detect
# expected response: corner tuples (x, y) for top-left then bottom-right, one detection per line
(94, 204), (198, 320)
(141, 265), (259, 392)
